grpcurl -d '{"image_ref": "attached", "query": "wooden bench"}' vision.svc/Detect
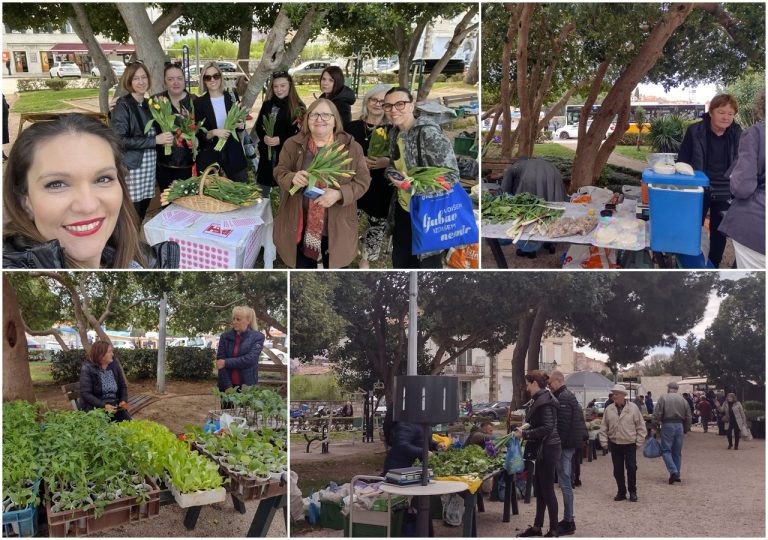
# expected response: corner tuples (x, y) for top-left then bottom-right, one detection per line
(18, 112), (109, 137)
(442, 93), (478, 110)
(258, 363), (288, 397)
(61, 383), (157, 416)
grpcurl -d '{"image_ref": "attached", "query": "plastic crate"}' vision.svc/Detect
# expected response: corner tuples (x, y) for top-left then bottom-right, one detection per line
(2, 483), (39, 538)
(344, 508), (404, 537)
(453, 135), (475, 156)
(45, 476), (160, 537)
(320, 500), (345, 530)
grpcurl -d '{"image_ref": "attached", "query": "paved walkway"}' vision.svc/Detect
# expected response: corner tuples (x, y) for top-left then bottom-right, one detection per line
(553, 139), (647, 172)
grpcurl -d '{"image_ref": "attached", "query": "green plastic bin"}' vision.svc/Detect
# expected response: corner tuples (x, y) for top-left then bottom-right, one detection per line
(320, 500), (345, 530)
(344, 508), (405, 537)
(453, 135), (475, 156)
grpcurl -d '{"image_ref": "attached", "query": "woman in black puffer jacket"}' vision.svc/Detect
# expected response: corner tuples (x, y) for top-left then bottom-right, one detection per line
(514, 370), (561, 538)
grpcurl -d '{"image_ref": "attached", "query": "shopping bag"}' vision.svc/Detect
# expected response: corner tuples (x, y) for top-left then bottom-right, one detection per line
(642, 435), (662, 458)
(504, 437), (525, 474)
(409, 184), (479, 255)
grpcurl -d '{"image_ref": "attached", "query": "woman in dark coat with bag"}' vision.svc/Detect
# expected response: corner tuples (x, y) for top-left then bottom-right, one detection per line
(79, 341), (131, 422)
(514, 370), (561, 537)
(216, 305), (265, 393)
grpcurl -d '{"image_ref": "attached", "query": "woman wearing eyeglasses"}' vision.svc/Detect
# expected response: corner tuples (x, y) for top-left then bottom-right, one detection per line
(254, 71), (306, 196)
(111, 62), (174, 222)
(195, 62), (249, 182)
(319, 66), (356, 129)
(346, 84), (393, 268)
(273, 99), (370, 268)
(383, 86), (460, 268)
(152, 63), (197, 191)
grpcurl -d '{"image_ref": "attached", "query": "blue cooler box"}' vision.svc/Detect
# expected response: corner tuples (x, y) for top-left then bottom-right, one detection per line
(642, 168), (709, 256)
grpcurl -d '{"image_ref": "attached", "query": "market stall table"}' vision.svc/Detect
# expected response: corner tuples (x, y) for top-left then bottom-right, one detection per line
(483, 199), (649, 269)
(379, 480), (472, 537)
(143, 200), (275, 269)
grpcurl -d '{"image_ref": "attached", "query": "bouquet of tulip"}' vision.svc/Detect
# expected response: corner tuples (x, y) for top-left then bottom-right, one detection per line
(214, 103), (250, 152)
(289, 142), (355, 195)
(398, 166), (454, 194)
(262, 110), (278, 161)
(145, 96), (177, 155)
(177, 103), (207, 160)
(367, 126), (389, 157)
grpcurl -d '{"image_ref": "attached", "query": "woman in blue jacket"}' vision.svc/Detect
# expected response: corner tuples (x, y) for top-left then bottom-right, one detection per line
(216, 305), (265, 392)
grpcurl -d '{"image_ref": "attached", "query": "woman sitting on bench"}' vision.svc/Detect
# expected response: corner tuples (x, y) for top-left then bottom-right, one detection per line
(79, 341), (131, 422)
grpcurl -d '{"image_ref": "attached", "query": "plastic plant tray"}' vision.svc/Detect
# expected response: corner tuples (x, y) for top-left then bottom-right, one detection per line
(164, 474), (226, 508)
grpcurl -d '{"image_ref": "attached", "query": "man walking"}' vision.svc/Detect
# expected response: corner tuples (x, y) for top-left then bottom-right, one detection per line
(697, 395), (712, 433)
(598, 384), (646, 502)
(645, 392), (654, 415)
(549, 371), (588, 535)
(653, 381), (692, 484)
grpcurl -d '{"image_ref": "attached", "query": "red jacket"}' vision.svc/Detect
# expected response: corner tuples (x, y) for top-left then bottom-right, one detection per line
(697, 399), (712, 417)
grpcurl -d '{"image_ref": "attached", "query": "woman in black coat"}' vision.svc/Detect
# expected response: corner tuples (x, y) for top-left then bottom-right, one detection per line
(514, 370), (561, 537)
(318, 65), (356, 129)
(254, 71), (305, 196)
(216, 305), (266, 393)
(79, 341), (131, 422)
(195, 62), (248, 181)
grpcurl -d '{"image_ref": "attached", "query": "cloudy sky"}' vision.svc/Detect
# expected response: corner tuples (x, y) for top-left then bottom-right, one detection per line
(637, 82), (719, 104)
(574, 271), (748, 363)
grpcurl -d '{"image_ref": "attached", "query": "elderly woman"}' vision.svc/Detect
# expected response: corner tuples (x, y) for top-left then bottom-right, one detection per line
(718, 90), (765, 269)
(79, 341), (131, 422)
(196, 62), (248, 181)
(273, 99), (371, 269)
(514, 370), (562, 537)
(346, 84), (394, 268)
(383, 86), (460, 269)
(216, 306), (265, 393)
(3, 114), (178, 269)
(111, 62), (174, 222)
(678, 94), (742, 268)
(721, 393), (749, 450)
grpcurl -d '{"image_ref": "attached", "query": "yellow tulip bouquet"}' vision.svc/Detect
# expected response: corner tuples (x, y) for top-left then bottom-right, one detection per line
(145, 96), (177, 155)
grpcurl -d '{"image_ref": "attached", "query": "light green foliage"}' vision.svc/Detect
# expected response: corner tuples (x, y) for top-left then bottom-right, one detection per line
(289, 374), (342, 401)
(419, 444), (503, 477)
(721, 70), (766, 129)
(2, 401), (43, 510)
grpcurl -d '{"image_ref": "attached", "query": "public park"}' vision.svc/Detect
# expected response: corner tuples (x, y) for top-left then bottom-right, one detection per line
(289, 271), (765, 537)
(1, 2), (480, 271)
(2, 271), (289, 537)
(480, 3), (765, 270)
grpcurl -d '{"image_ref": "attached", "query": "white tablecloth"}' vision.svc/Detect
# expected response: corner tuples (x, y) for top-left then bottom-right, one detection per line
(144, 200), (275, 269)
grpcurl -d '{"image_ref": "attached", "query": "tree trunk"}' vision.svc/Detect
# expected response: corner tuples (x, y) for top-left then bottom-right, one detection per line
(511, 310), (534, 409)
(236, 25), (253, 73)
(482, 104), (503, 144)
(417, 7), (478, 101)
(526, 305), (549, 371)
(70, 4), (116, 114)
(463, 35), (479, 85)
(241, 6), (329, 111)
(499, 6), (521, 157)
(570, 3), (695, 189)
(117, 3), (170, 96)
(3, 277), (35, 402)
(513, 5), (535, 157)
(394, 17), (430, 90)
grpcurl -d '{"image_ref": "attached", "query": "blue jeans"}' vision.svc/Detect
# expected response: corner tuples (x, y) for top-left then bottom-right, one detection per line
(556, 447), (575, 521)
(660, 422), (684, 475)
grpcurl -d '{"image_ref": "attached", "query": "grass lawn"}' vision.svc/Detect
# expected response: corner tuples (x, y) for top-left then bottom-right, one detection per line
(11, 88), (102, 113)
(532, 142), (576, 159)
(29, 361), (54, 384)
(611, 145), (653, 162)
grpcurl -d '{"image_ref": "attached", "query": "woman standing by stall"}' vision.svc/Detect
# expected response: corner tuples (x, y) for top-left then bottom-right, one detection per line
(111, 62), (173, 222)
(383, 87), (460, 269)
(346, 84), (393, 268)
(319, 66), (356, 129)
(254, 71), (305, 196)
(216, 306), (265, 393)
(273, 99), (370, 269)
(196, 62), (248, 181)
(152, 63), (197, 191)
(514, 370), (561, 537)
(678, 94), (742, 268)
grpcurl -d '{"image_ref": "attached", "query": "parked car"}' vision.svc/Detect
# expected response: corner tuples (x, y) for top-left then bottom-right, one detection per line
(90, 60), (126, 78)
(374, 397), (387, 417)
(215, 61), (239, 72)
(288, 60), (336, 77)
(260, 348), (287, 364)
(49, 61), (82, 78)
(555, 121), (612, 140)
(169, 337), (207, 348)
(475, 401), (512, 420)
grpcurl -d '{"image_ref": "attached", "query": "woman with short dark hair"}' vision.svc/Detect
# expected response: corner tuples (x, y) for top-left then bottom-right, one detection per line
(79, 341), (131, 422)
(514, 370), (561, 537)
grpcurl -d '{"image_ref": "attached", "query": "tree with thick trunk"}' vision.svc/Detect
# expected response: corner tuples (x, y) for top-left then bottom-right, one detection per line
(70, 4), (117, 114)
(117, 3), (171, 95)
(3, 277), (35, 403)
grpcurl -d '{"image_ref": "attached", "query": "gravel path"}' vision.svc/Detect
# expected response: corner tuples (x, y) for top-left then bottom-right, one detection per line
(293, 430), (764, 537)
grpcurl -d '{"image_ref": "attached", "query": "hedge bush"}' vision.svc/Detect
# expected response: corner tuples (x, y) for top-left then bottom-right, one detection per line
(167, 347), (215, 380)
(50, 350), (87, 383)
(16, 77), (101, 93)
(44, 79), (68, 91)
(743, 400), (764, 412)
(117, 349), (158, 380)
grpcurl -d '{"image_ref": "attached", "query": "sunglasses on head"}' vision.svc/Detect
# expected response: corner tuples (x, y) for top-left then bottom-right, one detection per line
(272, 71), (289, 78)
(203, 72), (221, 82)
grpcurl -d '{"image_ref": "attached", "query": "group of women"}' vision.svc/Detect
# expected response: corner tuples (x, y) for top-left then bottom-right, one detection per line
(3, 62), (462, 270)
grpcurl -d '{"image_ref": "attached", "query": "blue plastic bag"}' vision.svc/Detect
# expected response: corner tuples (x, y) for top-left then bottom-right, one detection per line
(643, 435), (662, 458)
(504, 437), (525, 474)
(409, 184), (479, 255)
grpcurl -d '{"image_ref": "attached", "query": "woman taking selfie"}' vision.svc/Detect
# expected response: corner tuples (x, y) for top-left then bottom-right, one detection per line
(3, 114), (179, 269)
(273, 99), (370, 269)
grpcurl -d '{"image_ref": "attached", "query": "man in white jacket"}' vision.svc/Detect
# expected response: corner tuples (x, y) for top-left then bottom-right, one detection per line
(598, 384), (647, 502)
